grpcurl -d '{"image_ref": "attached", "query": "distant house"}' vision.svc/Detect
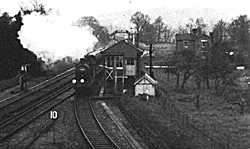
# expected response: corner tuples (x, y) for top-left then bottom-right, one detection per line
(141, 43), (175, 57)
(175, 28), (210, 56)
(134, 73), (158, 96)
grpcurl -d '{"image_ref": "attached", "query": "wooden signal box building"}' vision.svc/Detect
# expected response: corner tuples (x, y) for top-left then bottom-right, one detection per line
(101, 40), (143, 94)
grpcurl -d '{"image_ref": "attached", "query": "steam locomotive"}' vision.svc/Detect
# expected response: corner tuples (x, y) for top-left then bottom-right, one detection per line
(72, 54), (103, 98)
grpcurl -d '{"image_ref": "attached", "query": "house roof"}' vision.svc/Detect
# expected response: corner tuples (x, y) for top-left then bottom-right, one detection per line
(176, 34), (194, 41)
(176, 33), (209, 41)
(134, 73), (158, 85)
(100, 40), (143, 57)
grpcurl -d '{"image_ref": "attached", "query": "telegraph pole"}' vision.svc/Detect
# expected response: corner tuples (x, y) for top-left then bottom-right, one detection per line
(136, 32), (139, 48)
(149, 43), (154, 78)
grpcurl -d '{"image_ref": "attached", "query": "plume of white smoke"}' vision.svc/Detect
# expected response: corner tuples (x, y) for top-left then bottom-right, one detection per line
(18, 12), (98, 64)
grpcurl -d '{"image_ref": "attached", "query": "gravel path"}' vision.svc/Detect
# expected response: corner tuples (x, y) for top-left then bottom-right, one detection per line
(105, 100), (150, 149)
(93, 101), (138, 149)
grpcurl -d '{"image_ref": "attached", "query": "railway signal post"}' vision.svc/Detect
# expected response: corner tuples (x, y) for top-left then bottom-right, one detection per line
(19, 64), (30, 91)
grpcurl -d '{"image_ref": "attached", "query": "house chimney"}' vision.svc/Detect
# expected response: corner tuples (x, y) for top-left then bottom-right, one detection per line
(132, 33), (135, 45)
(192, 28), (198, 35)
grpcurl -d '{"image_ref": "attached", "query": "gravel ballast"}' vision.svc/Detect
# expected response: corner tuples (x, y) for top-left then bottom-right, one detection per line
(92, 101), (144, 149)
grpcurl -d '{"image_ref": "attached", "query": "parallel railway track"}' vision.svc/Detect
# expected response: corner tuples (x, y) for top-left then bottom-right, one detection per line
(0, 69), (74, 122)
(74, 98), (120, 149)
(0, 85), (74, 142)
(0, 68), (74, 108)
(0, 69), (75, 142)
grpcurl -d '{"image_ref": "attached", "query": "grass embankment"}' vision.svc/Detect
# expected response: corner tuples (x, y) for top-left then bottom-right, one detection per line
(154, 70), (250, 149)
(0, 68), (68, 96)
(0, 77), (19, 92)
(0, 75), (53, 100)
(117, 97), (203, 149)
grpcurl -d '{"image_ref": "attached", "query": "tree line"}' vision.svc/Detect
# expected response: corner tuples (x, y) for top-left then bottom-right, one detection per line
(171, 15), (249, 93)
(126, 11), (250, 108)
(0, 11), (43, 80)
(0, 0), (54, 80)
(130, 12), (175, 45)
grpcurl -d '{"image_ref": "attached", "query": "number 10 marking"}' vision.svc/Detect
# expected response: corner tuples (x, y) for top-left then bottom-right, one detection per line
(50, 110), (58, 120)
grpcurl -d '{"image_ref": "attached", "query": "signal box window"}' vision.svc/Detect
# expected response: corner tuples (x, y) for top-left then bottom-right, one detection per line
(127, 58), (134, 65)
(107, 56), (114, 67)
(183, 41), (188, 48)
(115, 56), (123, 67)
(201, 40), (207, 48)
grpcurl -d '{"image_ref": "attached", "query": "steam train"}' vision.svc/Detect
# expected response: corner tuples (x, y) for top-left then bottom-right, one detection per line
(72, 54), (103, 97)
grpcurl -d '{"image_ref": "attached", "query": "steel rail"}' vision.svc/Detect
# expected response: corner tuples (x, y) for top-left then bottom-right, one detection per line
(89, 101), (120, 149)
(74, 98), (95, 149)
(74, 98), (119, 149)
(0, 87), (74, 142)
(0, 83), (72, 129)
(0, 67), (74, 105)
(0, 77), (72, 121)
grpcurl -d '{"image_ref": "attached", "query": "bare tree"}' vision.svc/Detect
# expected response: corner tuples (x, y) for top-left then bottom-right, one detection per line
(185, 17), (207, 33)
(130, 11), (151, 46)
(211, 20), (228, 43)
(152, 16), (164, 42)
(176, 25), (189, 34)
(228, 15), (250, 65)
(162, 25), (175, 43)
(20, 0), (51, 15)
(77, 16), (110, 47)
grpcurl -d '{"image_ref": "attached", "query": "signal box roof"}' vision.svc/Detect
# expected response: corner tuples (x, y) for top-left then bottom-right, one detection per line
(101, 40), (143, 57)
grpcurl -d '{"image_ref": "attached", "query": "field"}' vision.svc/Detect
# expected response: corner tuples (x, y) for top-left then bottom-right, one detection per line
(153, 70), (250, 149)
(114, 97), (203, 149)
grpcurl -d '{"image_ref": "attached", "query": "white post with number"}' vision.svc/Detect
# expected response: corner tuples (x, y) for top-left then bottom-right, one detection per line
(50, 110), (58, 120)
(50, 110), (58, 144)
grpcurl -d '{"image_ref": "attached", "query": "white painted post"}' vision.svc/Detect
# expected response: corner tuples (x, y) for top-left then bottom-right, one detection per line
(50, 110), (58, 144)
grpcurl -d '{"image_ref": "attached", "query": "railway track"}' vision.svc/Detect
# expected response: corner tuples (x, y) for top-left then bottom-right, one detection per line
(0, 84), (74, 142)
(0, 69), (74, 123)
(0, 68), (75, 142)
(74, 98), (120, 149)
(0, 67), (74, 108)
(93, 101), (137, 149)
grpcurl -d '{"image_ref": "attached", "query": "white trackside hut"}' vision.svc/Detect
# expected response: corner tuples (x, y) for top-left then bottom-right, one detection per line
(134, 73), (157, 96)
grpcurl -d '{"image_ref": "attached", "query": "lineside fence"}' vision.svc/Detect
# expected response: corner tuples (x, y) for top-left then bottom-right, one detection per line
(155, 69), (236, 149)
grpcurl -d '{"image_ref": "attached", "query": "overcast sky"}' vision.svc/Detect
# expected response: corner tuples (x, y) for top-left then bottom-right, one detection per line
(2, 0), (250, 30)
(2, 0), (250, 18)
(1, 0), (250, 61)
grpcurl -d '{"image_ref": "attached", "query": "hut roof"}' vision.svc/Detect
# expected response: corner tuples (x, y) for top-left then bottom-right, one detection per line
(134, 73), (158, 85)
